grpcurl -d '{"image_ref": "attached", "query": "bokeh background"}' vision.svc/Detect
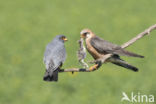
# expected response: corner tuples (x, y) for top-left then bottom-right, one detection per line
(0, 0), (156, 104)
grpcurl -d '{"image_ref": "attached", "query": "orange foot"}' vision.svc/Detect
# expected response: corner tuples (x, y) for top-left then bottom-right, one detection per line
(89, 64), (99, 71)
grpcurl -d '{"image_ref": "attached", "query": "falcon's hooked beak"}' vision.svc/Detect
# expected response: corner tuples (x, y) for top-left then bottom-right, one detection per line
(62, 36), (68, 42)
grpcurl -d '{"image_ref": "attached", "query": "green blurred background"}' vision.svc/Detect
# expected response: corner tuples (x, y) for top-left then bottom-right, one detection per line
(0, 0), (156, 104)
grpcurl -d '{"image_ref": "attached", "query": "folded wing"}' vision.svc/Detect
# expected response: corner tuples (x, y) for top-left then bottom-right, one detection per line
(90, 36), (144, 58)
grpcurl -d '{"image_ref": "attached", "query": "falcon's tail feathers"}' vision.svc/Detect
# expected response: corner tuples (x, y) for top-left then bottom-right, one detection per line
(111, 58), (138, 72)
(116, 49), (144, 58)
(43, 69), (58, 82)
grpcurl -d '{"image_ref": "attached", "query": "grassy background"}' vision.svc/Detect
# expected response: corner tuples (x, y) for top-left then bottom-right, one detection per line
(0, 0), (156, 104)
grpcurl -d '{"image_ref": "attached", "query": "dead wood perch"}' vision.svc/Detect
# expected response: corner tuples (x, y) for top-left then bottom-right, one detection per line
(121, 24), (156, 48)
(59, 24), (156, 73)
(59, 67), (98, 72)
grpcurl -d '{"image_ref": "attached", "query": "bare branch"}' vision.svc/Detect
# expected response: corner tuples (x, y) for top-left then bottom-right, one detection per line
(93, 24), (156, 64)
(59, 68), (93, 72)
(59, 24), (156, 72)
(121, 24), (156, 48)
(59, 63), (101, 72)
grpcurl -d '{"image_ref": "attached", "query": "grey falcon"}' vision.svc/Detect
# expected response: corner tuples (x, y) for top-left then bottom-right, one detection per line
(43, 35), (67, 82)
(80, 29), (144, 72)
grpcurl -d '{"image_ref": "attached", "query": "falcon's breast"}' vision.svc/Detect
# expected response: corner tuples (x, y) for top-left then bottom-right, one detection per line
(85, 36), (103, 60)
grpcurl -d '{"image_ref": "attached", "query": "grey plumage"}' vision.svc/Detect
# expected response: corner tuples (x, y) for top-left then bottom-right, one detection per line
(90, 36), (144, 58)
(43, 35), (67, 81)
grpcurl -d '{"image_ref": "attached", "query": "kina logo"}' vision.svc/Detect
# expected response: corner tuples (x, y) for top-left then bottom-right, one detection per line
(121, 92), (154, 103)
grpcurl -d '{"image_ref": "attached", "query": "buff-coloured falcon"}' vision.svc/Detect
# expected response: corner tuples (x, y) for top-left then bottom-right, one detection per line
(43, 35), (67, 82)
(80, 29), (144, 72)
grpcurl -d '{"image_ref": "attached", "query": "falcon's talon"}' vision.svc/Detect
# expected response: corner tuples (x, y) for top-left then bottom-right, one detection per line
(80, 29), (144, 72)
(43, 35), (67, 82)
(89, 64), (99, 71)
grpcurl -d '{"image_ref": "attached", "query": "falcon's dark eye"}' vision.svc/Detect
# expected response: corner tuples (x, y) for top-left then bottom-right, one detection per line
(61, 36), (66, 39)
(60, 36), (68, 41)
(84, 32), (89, 35)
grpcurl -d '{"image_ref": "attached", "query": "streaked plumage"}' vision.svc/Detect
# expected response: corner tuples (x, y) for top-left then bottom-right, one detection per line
(80, 29), (144, 72)
(43, 35), (67, 81)
(77, 38), (88, 68)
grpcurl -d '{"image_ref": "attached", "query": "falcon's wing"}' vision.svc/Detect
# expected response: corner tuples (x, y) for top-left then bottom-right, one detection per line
(44, 42), (66, 70)
(90, 36), (144, 58)
(90, 36), (121, 54)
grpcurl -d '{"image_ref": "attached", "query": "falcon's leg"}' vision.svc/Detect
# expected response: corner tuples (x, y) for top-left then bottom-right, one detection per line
(89, 61), (102, 71)
(58, 62), (63, 71)
(88, 54), (113, 64)
(89, 64), (99, 71)
(59, 63), (63, 68)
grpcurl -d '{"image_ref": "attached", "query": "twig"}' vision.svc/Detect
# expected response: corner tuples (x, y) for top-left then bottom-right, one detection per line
(121, 24), (156, 48)
(59, 24), (156, 72)
(59, 68), (93, 72)
(94, 24), (156, 64)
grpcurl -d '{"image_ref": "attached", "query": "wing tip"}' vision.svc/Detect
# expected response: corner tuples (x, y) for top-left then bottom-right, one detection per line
(133, 67), (139, 72)
(139, 55), (144, 58)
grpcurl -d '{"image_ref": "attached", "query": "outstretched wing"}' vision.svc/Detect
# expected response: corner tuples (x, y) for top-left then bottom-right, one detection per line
(90, 36), (144, 58)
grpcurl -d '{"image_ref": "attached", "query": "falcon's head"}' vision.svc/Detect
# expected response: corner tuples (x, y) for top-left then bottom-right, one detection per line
(55, 35), (68, 43)
(80, 29), (94, 39)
